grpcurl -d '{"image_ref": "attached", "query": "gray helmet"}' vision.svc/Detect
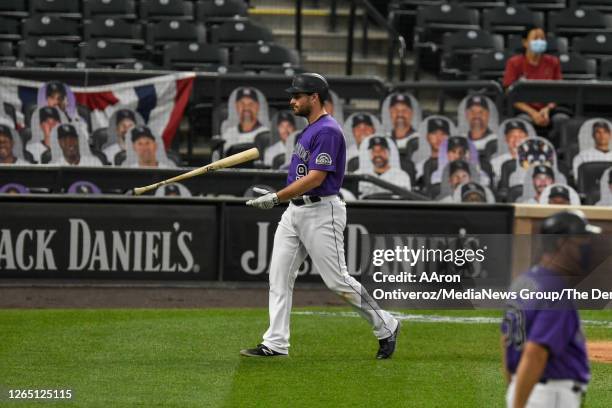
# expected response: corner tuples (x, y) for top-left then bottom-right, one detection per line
(285, 72), (329, 101)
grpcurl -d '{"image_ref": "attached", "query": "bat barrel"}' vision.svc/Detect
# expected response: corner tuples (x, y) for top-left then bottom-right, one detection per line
(130, 148), (260, 195)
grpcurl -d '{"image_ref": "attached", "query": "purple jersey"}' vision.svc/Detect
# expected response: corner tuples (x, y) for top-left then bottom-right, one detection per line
(287, 114), (346, 196)
(501, 266), (590, 383)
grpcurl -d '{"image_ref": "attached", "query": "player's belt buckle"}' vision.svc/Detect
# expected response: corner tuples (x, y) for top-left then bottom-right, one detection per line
(292, 196), (321, 206)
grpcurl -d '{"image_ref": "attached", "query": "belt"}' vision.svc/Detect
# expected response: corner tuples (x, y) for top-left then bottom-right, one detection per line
(538, 379), (587, 394)
(291, 195), (338, 206)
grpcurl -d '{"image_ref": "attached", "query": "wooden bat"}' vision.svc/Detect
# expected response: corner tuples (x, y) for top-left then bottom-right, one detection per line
(133, 147), (260, 195)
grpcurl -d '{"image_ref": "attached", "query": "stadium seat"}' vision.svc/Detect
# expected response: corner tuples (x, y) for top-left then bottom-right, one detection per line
(470, 50), (512, 81)
(507, 185), (523, 203)
(84, 17), (145, 46)
(600, 57), (612, 79)
(498, 159), (517, 191)
(507, 33), (568, 55)
(210, 20), (274, 46)
(81, 39), (137, 66)
(422, 158), (439, 190)
(389, 1), (444, 50)
(511, 0), (566, 11)
(399, 152), (417, 186)
(140, 0), (194, 21)
(264, 65), (306, 76)
(576, 161), (611, 204)
(0, 0), (28, 18)
(390, 0), (444, 9)
(83, 0), (138, 20)
(454, 0), (505, 8)
(116, 61), (163, 70)
(18, 38), (78, 66)
(558, 53), (597, 80)
(196, 0), (248, 24)
(362, 193), (406, 200)
(414, 3), (480, 78)
(347, 156), (360, 172)
(224, 143), (261, 167)
(483, 6), (544, 37)
(58, 60), (103, 69)
(0, 42), (16, 63)
(440, 30), (503, 78)
(415, 3), (480, 48)
(573, 33), (612, 62)
(548, 8), (612, 41)
(23, 15), (81, 42)
(271, 153), (285, 169)
(233, 43), (300, 72)
(163, 42), (229, 71)
(147, 20), (207, 49)
(0, 17), (21, 42)
(29, 0), (81, 19)
(570, 0), (612, 12)
(557, 117), (585, 169)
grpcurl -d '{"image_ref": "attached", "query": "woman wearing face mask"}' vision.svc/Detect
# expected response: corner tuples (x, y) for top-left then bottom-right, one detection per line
(503, 26), (569, 135)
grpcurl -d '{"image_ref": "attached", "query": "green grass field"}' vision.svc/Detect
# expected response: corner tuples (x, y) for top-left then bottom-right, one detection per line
(1, 308), (611, 407)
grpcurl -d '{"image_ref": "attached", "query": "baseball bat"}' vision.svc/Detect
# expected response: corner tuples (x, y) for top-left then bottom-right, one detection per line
(132, 147), (259, 195)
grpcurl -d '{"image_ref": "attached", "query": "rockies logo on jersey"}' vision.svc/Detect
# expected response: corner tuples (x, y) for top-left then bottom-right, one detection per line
(315, 153), (332, 166)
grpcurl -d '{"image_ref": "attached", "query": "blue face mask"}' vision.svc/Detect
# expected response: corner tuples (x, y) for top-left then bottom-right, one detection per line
(529, 39), (547, 54)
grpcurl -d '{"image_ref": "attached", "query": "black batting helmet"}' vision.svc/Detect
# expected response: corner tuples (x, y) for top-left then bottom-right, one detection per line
(540, 210), (602, 235)
(285, 73), (329, 101)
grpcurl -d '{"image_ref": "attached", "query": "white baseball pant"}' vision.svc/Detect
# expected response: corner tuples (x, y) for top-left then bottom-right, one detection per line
(262, 195), (398, 354)
(506, 378), (586, 408)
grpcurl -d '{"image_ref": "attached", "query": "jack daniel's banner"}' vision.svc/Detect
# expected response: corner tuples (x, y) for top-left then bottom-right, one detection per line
(222, 202), (514, 282)
(0, 200), (217, 280)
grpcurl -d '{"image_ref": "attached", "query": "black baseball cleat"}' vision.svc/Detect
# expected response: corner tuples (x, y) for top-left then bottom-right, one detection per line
(240, 344), (287, 357)
(376, 321), (401, 359)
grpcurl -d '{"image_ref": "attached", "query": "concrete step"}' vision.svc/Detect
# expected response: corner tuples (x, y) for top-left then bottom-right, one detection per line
(249, 6), (366, 31)
(251, 0), (336, 8)
(302, 51), (413, 78)
(272, 28), (391, 55)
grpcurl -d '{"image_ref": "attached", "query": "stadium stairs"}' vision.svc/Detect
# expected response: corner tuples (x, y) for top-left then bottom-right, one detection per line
(248, 0), (413, 78)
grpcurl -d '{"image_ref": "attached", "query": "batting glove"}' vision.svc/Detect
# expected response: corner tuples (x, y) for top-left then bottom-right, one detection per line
(246, 187), (279, 210)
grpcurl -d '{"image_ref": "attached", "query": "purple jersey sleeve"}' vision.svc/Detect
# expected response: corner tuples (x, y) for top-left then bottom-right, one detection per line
(308, 130), (342, 173)
(528, 309), (576, 356)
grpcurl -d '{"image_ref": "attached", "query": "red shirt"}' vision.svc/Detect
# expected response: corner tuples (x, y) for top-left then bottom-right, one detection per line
(503, 54), (562, 110)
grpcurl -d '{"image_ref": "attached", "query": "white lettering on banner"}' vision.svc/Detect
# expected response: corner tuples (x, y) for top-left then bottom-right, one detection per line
(241, 222), (270, 275)
(0, 229), (16, 269)
(36, 230), (57, 270)
(66, 219), (194, 273)
(90, 231), (110, 271)
(176, 229), (194, 273)
(347, 224), (368, 275)
(15, 230), (34, 270)
(0, 219), (195, 273)
(145, 231), (161, 272)
(111, 231), (131, 271)
(239, 222), (366, 276)
(0, 229), (57, 271)
(69, 219), (89, 270)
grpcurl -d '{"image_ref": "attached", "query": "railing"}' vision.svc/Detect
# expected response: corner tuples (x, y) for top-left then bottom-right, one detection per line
(294, 0), (408, 81)
(347, 0), (408, 81)
(0, 166), (429, 201)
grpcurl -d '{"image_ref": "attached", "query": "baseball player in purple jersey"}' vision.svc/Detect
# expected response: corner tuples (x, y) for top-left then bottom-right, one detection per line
(240, 73), (400, 359)
(501, 210), (599, 408)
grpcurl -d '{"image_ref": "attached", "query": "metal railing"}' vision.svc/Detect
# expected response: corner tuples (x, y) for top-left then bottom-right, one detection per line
(346, 0), (408, 81)
(294, 0), (408, 81)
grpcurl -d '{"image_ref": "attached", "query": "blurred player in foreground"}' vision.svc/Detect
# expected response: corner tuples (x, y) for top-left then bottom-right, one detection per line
(501, 211), (599, 408)
(241, 73), (400, 359)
